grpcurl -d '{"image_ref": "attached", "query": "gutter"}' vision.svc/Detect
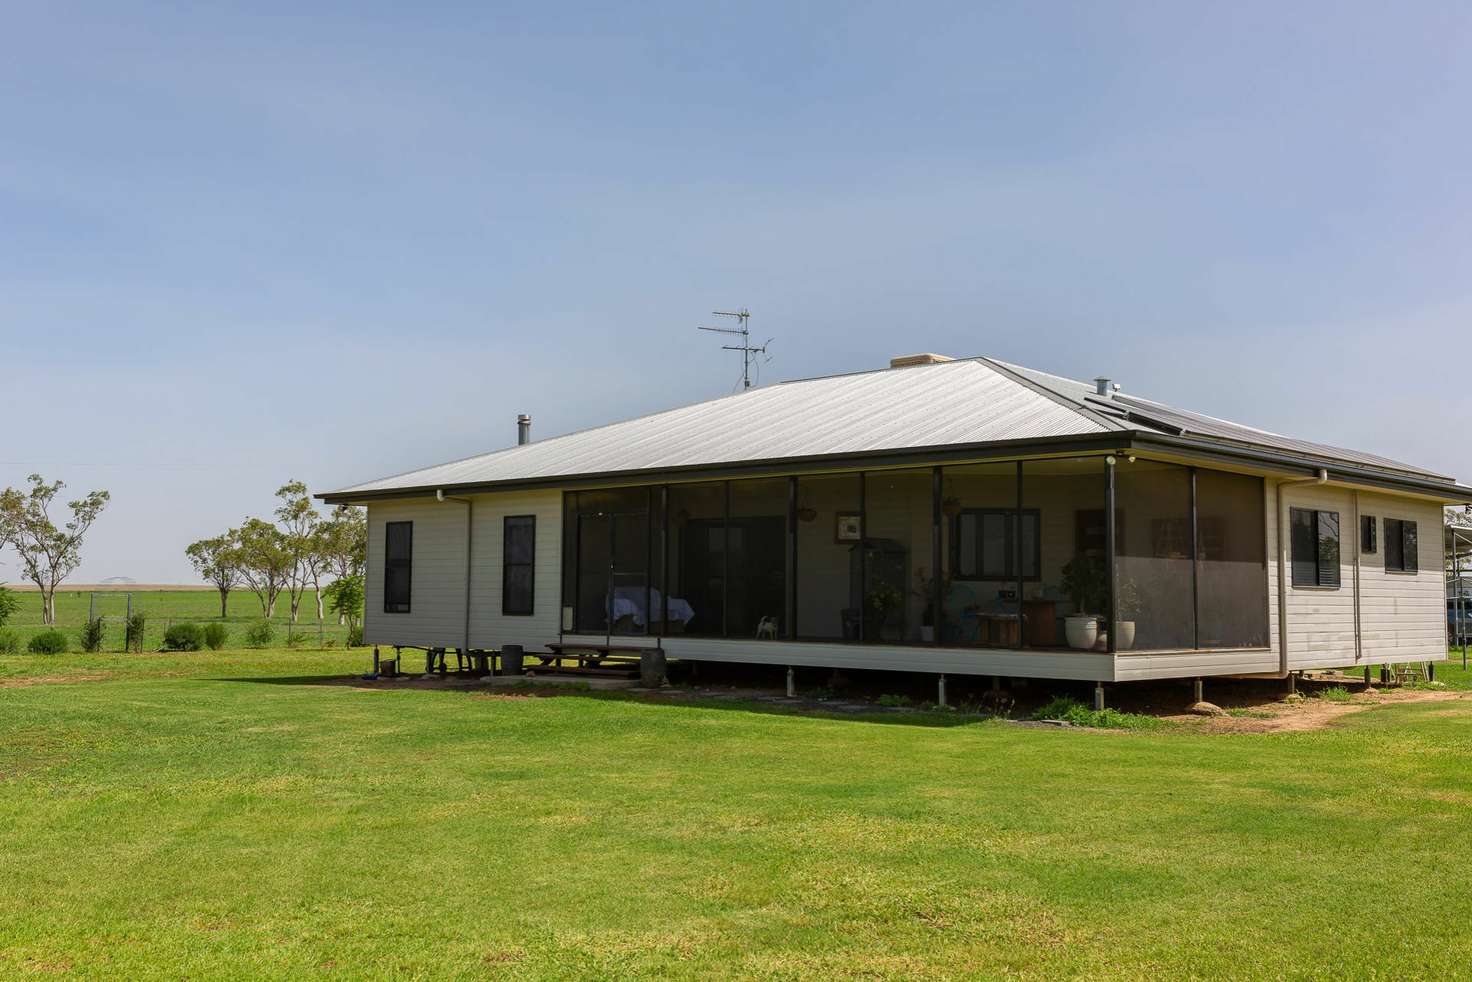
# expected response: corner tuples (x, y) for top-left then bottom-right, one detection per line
(437, 489), (473, 653)
(1275, 469), (1328, 678)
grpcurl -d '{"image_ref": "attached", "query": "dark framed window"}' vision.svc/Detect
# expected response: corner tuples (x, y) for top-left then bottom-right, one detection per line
(952, 508), (1040, 580)
(503, 515), (536, 615)
(1360, 515), (1377, 554)
(384, 521), (413, 612)
(1385, 518), (1418, 573)
(1290, 507), (1340, 588)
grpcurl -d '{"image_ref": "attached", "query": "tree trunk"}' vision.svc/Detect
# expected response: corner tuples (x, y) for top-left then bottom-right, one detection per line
(219, 588), (229, 619)
(42, 588), (56, 625)
(315, 589), (324, 621)
(266, 596), (276, 618)
(290, 595), (300, 623)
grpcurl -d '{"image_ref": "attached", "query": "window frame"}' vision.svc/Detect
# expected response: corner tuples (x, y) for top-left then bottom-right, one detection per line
(383, 520), (413, 613)
(502, 515), (536, 616)
(1384, 517), (1418, 574)
(1360, 515), (1377, 555)
(1289, 507), (1341, 589)
(950, 507), (1041, 582)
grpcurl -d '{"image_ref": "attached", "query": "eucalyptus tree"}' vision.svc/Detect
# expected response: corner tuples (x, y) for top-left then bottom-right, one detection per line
(274, 480), (328, 622)
(0, 475), (109, 625)
(233, 518), (292, 618)
(186, 533), (239, 618)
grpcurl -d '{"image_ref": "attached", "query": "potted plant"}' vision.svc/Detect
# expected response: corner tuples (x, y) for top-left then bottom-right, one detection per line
(1060, 555), (1107, 650)
(1114, 577), (1140, 650)
(912, 567), (951, 643)
(865, 581), (904, 640)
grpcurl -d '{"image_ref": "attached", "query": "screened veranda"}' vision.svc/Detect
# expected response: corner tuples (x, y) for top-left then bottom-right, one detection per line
(560, 458), (1271, 653)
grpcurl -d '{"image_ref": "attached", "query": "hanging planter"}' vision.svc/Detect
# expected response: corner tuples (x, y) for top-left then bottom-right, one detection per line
(941, 496), (963, 519)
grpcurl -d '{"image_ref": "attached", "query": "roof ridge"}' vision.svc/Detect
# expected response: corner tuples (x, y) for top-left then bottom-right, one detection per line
(977, 357), (1127, 433)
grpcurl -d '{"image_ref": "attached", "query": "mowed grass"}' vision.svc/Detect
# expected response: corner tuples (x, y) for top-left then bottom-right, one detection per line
(0, 587), (351, 651)
(2, 650), (1471, 978)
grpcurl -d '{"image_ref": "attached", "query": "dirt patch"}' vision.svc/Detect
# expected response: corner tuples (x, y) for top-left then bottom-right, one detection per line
(1169, 689), (1472, 734)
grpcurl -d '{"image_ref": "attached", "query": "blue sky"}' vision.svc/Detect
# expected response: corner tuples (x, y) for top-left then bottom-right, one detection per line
(3, 1), (1470, 582)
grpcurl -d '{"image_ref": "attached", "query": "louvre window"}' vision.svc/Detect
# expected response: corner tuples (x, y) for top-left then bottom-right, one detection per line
(503, 515), (536, 615)
(1290, 507), (1340, 588)
(384, 521), (413, 612)
(1360, 515), (1376, 554)
(1385, 518), (1418, 573)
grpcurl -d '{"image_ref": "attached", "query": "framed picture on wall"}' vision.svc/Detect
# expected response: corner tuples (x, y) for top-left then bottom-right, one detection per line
(835, 511), (861, 543)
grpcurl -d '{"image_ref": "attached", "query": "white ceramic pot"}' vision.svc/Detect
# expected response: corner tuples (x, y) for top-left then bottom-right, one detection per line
(1115, 620), (1136, 650)
(1065, 615), (1098, 650)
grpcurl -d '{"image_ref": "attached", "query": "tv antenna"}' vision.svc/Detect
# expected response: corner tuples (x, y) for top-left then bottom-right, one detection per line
(698, 307), (772, 390)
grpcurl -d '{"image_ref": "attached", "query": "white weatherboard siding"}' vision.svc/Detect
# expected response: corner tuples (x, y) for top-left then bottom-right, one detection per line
(1357, 492), (1446, 664)
(1268, 479), (1447, 670)
(363, 491), (562, 651)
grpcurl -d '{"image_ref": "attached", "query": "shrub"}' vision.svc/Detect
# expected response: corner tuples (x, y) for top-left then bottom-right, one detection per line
(79, 616), (106, 653)
(202, 623), (229, 651)
(244, 620), (275, 648)
(876, 693), (912, 707)
(125, 613), (147, 653)
(0, 585), (19, 627)
(0, 629), (19, 656)
(1315, 685), (1353, 703)
(284, 630), (306, 649)
(347, 625), (364, 648)
(162, 622), (204, 651)
(28, 629), (69, 655)
(1030, 695), (1164, 731)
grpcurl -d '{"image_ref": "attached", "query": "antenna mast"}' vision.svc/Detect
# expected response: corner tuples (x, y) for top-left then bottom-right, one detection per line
(698, 307), (771, 390)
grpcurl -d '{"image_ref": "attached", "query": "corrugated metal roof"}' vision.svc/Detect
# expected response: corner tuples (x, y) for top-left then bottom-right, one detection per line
(324, 354), (1463, 497)
(992, 359), (1452, 480)
(329, 359), (1109, 495)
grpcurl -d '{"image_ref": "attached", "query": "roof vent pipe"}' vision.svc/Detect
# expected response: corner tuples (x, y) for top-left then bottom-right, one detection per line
(1094, 377), (1113, 396)
(517, 414), (531, 445)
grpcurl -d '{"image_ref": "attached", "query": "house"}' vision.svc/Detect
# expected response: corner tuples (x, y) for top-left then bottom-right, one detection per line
(318, 354), (1472, 688)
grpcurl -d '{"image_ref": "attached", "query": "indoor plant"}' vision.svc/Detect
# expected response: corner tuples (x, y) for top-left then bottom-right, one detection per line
(865, 582), (904, 640)
(912, 567), (951, 643)
(1060, 555), (1107, 650)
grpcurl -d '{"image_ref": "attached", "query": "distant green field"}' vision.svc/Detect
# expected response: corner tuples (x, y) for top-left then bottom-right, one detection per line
(0, 587), (351, 652)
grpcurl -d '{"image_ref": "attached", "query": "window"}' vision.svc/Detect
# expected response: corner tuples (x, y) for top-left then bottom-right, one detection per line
(1385, 518), (1418, 573)
(384, 521), (413, 612)
(502, 515), (535, 615)
(1290, 507), (1340, 588)
(1361, 515), (1377, 554)
(952, 509), (1040, 580)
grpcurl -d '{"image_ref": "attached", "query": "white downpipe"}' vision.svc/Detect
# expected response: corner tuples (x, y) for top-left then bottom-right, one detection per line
(1275, 469), (1329, 677)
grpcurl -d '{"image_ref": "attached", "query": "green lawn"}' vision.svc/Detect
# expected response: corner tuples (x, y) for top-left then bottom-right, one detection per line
(0, 587), (350, 651)
(2, 650), (1470, 979)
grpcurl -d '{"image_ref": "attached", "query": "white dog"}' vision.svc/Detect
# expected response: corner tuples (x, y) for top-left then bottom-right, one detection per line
(755, 616), (779, 639)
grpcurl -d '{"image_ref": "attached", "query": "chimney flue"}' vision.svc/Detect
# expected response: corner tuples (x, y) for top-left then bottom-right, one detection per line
(1094, 377), (1114, 397)
(517, 414), (531, 445)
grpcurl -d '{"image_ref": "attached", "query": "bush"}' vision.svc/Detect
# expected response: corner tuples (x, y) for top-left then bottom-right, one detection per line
(347, 625), (363, 648)
(125, 613), (147, 653)
(202, 623), (229, 651)
(162, 622), (204, 651)
(0, 585), (19, 627)
(1030, 695), (1165, 731)
(0, 629), (19, 656)
(243, 620), (275, 648)
(79, 616), (106, 653)
(284, 630), (306, 649)
(28, 629), (69, 655)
